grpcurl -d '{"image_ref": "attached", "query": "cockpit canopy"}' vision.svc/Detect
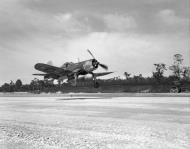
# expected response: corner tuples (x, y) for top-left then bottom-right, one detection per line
(61, 62), (74, 68)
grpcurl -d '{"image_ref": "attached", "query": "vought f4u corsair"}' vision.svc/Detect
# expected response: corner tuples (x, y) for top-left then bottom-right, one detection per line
(33, 50), (113, 88)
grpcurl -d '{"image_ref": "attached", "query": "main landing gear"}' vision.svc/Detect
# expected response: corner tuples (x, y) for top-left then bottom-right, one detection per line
(94, 82), (100, 88)
(91, 73), (100, 88)
(68, 73), (78, 86)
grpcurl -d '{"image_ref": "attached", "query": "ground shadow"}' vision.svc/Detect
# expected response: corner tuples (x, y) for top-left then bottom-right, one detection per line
(57, 97), (109, 100)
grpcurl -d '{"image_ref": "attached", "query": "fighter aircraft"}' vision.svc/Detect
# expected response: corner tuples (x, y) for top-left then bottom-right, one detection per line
(33, 50), (113, 88)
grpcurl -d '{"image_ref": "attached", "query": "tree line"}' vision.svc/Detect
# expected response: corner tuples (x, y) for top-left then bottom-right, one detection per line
(0, 54), (190, 93)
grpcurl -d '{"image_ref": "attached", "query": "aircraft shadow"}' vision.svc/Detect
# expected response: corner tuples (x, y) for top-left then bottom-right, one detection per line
(57, 97), (109, 100)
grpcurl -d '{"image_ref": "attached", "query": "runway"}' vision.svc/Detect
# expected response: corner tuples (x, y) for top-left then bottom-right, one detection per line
(0, 94), (189, 149)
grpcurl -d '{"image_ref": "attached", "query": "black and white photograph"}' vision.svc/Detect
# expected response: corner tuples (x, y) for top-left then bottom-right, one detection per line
(0, 0), (190, 148)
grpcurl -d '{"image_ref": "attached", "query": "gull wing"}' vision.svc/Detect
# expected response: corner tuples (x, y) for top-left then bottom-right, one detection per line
(34, 63), (71, 76)
(94, 72), (113, 77)
(32, 74), (46, 76)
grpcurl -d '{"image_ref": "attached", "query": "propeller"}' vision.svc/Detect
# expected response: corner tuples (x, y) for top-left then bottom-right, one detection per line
(87, 49), (95, 59)
(99, 63), (108, 70)
(87, 49), (108, 70)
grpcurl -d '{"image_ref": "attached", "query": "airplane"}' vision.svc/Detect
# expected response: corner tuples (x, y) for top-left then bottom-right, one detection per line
(33, 50), (113, 88)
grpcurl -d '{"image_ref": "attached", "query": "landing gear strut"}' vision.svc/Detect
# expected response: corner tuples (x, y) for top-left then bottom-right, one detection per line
(91, 73), (100, 88)
(68, 73), (78, 86)
(94, 82), (99, 88)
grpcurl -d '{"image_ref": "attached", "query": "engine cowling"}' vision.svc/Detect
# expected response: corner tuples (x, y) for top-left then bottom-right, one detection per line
(92, 59), (99, 69)
(83, 59), (99, 72)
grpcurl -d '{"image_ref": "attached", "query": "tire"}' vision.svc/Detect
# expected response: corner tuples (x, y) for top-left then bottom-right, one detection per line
(94, 82), (100, 88)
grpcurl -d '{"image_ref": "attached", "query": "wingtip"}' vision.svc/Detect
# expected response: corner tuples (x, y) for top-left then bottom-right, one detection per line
(34, 63), (40, 70)
(34, 63), (43, 70)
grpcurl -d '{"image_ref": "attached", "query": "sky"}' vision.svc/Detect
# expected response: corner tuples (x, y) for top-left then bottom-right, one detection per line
(0, 0), (189, 85)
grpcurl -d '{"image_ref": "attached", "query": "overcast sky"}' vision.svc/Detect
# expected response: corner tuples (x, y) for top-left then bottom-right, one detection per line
(0, 0), (189, 85)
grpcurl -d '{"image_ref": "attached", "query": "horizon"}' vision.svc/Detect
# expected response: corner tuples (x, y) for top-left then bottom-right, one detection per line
(0, 0), (189, 85)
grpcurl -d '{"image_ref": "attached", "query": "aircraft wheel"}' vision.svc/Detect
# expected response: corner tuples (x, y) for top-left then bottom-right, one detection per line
(94, 82), (100, 88)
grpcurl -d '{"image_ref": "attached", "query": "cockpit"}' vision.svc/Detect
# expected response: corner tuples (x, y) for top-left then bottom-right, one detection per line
(61, 62), (74, 68)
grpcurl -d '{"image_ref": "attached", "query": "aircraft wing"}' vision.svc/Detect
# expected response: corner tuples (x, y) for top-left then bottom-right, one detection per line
(94, 72), (113, 77)
(32, 73), (46, 76)
(34, 63), (71, 76)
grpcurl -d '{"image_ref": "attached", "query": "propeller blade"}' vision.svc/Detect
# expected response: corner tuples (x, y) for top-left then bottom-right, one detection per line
(87, 49), (108, 70)
(99, 63), (108, 70)
(87, 49), (95, 59)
